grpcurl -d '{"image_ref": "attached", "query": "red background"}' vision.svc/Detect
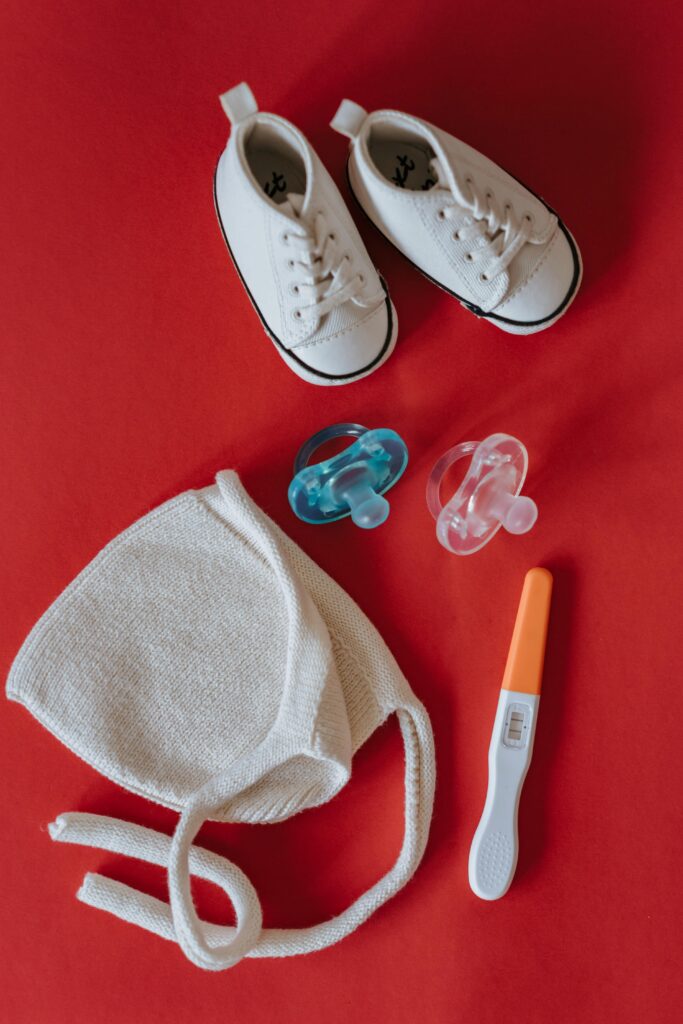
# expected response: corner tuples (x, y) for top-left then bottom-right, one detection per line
(1, 1), (682, 1021)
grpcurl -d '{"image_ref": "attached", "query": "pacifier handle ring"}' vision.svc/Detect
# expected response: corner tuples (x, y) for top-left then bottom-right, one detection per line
(293, 423), (369, 474)
(426, 441), (480, 520)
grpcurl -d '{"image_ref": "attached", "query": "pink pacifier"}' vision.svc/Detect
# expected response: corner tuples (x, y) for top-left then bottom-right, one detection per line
(427, 433), (538, 555)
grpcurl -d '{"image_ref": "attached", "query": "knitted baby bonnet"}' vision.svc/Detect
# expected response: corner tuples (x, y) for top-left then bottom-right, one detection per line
(7, 471), (435, 971)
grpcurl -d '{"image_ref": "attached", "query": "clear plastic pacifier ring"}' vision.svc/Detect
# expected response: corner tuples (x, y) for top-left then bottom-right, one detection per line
(289, 423), (409, 529)
(427, 433), (538, 555)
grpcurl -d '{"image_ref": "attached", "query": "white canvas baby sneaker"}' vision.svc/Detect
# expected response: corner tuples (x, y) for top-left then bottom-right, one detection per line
(214, 84), (397, 384)
(331, 100), (582, 335)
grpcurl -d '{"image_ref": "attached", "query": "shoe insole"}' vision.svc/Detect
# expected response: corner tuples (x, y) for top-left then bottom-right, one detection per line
(369, 139), (437, 192)
(247, 146), (307, 204)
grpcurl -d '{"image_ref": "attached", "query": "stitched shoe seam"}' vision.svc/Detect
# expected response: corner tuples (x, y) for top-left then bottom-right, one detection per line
(368, 183), (506, 310)
(494, 227), (560, 310)
(292, 302), (384, 350)
(418, 200), (506, 310)
(264, 213), (289, 340)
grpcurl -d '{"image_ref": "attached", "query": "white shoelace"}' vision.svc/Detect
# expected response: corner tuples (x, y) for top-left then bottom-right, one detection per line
(431, 158), (537, 282)
(281, 196), (384, 326)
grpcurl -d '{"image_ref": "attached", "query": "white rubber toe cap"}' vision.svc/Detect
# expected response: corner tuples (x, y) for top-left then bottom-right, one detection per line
(492, 226), (580, 327)
(291, 299), (395, 381)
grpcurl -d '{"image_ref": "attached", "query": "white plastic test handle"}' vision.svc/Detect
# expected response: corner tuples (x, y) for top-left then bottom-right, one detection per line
(468, 689), (539, 900)
(468, 567), (553, 900)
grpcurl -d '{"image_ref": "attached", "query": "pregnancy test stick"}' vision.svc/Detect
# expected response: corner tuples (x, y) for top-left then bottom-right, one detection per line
(468, 567), (553, 900)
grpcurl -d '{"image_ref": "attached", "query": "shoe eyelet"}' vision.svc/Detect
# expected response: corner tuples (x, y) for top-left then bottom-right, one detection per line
(280, 231), (289, 245)
(524, 212), (534, 223)
(328, 231), (336, 241)
(485, 190), (493, 200)
(289, 284), (300, 296)
(292, 309), (302, 321)
(503, 202), (512, 212)
(453, 230), (461, 241)
(437, 209), (446, 220)
(480, 272), (490, 282)
(465, 252), (473, 262)
(287, 259), (295, 269)
(359, 273), (365, 284)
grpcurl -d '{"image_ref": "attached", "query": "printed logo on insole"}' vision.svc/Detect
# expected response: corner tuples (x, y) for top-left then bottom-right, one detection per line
(264, 171), (287, 198)
(391, 154), (415, 188)
(392, 154), (436, 191)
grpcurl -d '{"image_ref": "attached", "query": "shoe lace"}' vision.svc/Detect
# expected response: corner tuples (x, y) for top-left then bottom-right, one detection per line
(431, 158), (537, 282)
(282, 201), (384, 324)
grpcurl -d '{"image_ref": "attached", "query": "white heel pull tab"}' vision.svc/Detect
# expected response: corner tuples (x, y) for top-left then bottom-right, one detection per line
(219, 82), (258, 125)
(330, 99), (368, 140)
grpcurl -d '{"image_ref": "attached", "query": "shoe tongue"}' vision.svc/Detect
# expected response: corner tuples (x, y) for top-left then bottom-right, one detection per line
(428, 156), (451, 193)
(428, 155), (473, 223)
(279, 192), (306, 220)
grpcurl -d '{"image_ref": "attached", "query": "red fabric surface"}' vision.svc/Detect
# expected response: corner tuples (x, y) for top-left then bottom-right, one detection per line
(1, 2), (682, 1020)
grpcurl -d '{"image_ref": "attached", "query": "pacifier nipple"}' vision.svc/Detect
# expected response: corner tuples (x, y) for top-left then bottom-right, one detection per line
(288, 423), (408, 528)
(489, 491), (538, 535)
(347, 487), (390, 529)
(329, 462), (392, 529)
(427, 433), (538, 556)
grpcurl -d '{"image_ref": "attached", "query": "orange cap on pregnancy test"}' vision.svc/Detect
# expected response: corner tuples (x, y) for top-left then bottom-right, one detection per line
(501, 567), (553, 695)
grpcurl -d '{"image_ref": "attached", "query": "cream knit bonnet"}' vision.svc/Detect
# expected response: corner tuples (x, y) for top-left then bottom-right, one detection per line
(7, 471), (435, 971)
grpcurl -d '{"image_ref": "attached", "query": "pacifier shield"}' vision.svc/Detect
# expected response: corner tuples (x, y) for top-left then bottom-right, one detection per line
(427, 433), (538, 555)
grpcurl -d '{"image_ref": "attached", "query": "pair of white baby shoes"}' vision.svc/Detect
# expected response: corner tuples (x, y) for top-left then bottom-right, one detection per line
(215, 82), (582, 385)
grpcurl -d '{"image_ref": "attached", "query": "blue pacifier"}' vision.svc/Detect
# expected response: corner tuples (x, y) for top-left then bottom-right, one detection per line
(288, 423), (409, 528)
